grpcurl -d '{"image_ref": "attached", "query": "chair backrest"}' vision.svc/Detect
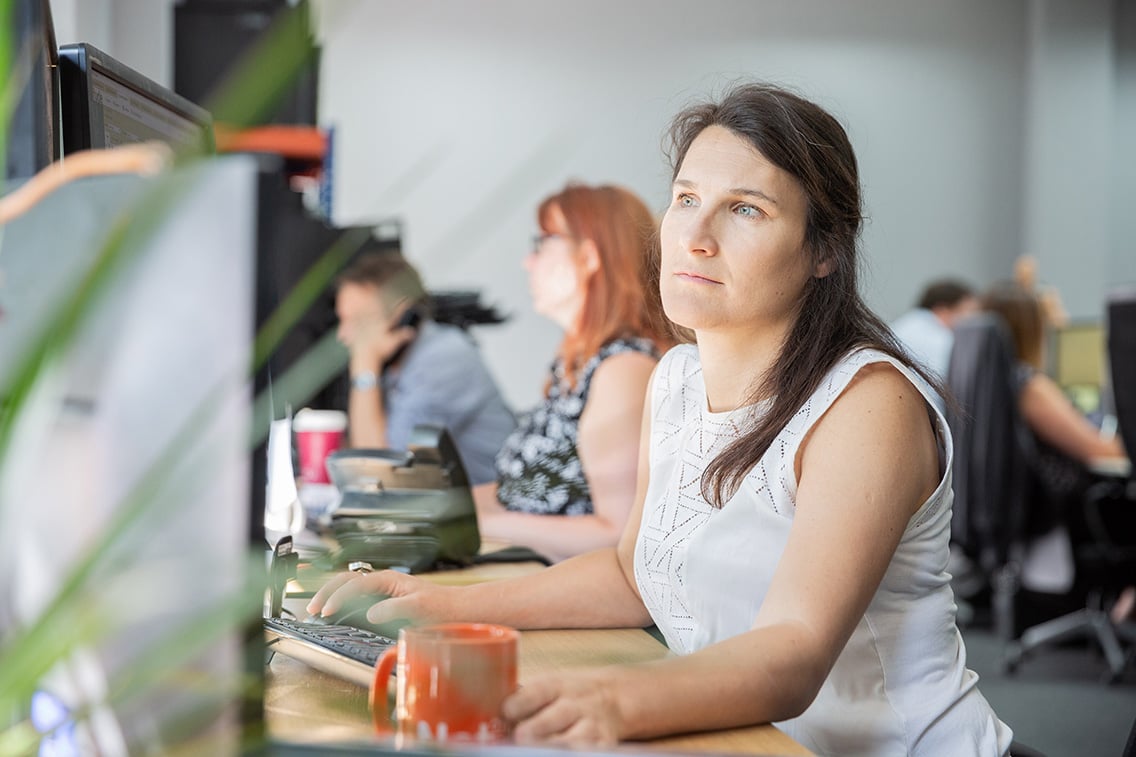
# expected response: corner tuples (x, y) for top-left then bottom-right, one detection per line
(946, 313), (1035, 573)
(1107, 287), (1136, 473)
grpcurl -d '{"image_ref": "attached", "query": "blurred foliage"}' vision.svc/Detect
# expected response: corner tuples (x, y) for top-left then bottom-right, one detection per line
(0, 1), (366, 753)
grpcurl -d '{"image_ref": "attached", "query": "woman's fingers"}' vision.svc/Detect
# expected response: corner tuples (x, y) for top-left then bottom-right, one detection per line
(366, 595), (414, 625)
(306, 570), (395, 616)
(503, 678), (559, 724)
(513, 701), (580, 744)
(305, 572), (353, 615)
(505, 673), (621, 748)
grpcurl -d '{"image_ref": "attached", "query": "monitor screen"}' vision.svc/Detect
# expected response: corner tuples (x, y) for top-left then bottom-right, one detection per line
(59, 42), (214, 155)
(1052, 320), (1106, 415)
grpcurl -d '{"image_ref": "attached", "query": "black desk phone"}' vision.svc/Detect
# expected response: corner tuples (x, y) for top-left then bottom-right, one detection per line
(313, 425), (480, 573)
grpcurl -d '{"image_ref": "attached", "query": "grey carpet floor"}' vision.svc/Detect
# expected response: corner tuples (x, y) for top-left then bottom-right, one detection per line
(962, 625), (1135, 757)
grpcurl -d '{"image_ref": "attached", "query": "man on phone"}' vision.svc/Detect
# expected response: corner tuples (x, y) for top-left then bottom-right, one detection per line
(334, 252), (515, 485)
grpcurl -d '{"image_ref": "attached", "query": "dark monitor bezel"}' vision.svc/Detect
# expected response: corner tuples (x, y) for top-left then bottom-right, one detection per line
(58, 42), (215, 156)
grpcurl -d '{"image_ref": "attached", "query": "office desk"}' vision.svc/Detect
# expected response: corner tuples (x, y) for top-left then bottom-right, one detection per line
(266, 626), (810, 755)
(270, 555), (810, 755)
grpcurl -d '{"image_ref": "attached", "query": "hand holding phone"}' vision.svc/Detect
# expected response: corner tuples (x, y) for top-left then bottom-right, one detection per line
(382, 308), (421, 368)
(347, 305), (420, 375)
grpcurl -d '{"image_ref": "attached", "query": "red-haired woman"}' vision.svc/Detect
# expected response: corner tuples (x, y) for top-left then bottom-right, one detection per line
(473, 183), (674, 562)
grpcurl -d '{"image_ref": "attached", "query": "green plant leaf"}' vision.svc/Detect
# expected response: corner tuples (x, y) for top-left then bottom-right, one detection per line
(0, 3), (370, 750)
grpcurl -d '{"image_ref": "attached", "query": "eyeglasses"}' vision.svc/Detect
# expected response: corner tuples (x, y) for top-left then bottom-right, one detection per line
(530, 232), (571, 255)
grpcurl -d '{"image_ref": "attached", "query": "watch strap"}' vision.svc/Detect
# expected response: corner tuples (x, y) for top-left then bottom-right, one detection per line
(350, 371), (378, 391)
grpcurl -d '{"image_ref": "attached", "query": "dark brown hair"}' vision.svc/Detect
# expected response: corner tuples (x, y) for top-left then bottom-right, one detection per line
(665, 82), (939, 507)
(537, 183), (676, 391)
(981, 282), (1045, 370)
(918, 279), (975, 310)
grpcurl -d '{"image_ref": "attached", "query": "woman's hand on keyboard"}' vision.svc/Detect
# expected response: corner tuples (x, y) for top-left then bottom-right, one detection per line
(307, 569), (454, 626)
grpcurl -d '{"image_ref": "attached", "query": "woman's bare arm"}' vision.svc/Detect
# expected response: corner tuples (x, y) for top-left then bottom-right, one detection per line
(1021, 372), (1126, 463)
(506, 364), (940, 745)
(476, 351), (656, 561)
(309, 375), (659, 631)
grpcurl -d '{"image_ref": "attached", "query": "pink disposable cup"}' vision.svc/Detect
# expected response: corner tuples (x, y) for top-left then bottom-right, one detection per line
(293, 409), (348, 485)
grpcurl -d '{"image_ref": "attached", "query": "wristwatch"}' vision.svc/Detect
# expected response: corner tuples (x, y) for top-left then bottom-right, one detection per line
(350, 371), (378, 391)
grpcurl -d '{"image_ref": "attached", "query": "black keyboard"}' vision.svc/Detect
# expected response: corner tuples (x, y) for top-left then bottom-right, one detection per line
(264, 616), (396, 687)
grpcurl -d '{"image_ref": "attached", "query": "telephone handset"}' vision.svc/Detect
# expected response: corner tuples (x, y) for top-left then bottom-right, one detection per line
(394, 308), (422, 330)
(382, 307), (422, 370)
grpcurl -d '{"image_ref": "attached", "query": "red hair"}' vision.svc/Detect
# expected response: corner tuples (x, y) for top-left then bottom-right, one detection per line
(537, 183), (678, 393)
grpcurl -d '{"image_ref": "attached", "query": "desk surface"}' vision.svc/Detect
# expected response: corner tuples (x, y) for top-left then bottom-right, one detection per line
(269, 553), (811, 755)
(267, 627), (810, 755)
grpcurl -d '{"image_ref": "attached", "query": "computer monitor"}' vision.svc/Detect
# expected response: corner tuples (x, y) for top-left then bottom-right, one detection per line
(58, 42), (214, 155)
(0, 158), (257, 751)
(174, 0), (319, 127)
(1051, 320), (1106, 414)
(4, 0), (61, 181)
(1106, 288), (1136, 459)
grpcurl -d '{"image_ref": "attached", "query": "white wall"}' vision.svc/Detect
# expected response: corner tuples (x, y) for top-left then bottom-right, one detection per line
(52, 0), (1135, 410)
(50, 0), (173, 86)
(313, 0), (1032, 408)
(1111, 0), (1136, 288)
(1022, 0), (1115, 320)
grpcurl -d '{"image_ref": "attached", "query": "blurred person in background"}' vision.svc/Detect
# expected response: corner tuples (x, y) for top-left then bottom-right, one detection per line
(981, 282), (1127, 600)
(982, 281), (1125, 472)
(335, 252), (515, 486)
(473, 183), (676, 562)
(890, 278), (980, 382)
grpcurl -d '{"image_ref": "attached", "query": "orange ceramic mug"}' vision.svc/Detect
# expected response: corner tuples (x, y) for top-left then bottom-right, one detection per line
(370, 623), (519, 743)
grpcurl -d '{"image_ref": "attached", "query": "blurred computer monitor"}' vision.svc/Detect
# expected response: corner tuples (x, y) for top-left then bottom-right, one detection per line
(59, 42), (214, 155)
(1051, 320), (1106, 414)
(0, 157), (257, 751)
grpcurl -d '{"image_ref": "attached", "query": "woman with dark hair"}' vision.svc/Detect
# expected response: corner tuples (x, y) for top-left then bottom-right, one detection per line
(311, 83), (1011, 754)
(473, 183), (675, 561)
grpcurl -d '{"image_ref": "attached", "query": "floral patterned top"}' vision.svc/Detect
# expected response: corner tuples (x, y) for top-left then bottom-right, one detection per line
(494, 337), (660, 515)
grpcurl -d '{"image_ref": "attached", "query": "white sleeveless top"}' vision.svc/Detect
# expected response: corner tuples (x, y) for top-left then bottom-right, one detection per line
(634, 344), (1012, 756)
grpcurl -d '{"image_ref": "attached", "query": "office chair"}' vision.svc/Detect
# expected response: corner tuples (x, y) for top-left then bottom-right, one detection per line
(1003, 288), (1136, 682)
(945, 313), (1036, 639)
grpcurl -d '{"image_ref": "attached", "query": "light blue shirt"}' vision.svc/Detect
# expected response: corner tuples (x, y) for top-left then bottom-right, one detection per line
(890, 308), (954, 414)
(891, 308), (954, 380)
(381, 321), (515, 485)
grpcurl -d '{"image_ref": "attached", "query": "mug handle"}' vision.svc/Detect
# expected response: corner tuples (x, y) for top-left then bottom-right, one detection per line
(370, 647), (398, 734)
